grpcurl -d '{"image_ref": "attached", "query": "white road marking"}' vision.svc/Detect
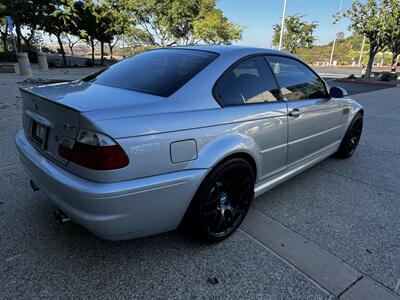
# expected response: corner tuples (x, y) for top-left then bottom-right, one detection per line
(6, 254), (22, 262)
(317, 73), (348, 78)
(394, 279), (400, 293)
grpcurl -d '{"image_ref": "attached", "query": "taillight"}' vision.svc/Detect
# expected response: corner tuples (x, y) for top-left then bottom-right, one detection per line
(58, 129), (129, 170)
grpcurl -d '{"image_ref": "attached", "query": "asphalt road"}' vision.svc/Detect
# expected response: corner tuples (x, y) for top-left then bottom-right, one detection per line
(325, 78), (394, 96)
(1, 66), (399, 299)
(313, 66), (394, 78)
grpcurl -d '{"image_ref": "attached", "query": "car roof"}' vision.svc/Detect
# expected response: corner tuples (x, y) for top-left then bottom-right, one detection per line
(174, 45), (296, 58)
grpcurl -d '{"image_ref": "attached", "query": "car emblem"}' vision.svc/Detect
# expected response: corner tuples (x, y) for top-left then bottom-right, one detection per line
(219, 192), (228, 204)
(64, 123), (75, 131)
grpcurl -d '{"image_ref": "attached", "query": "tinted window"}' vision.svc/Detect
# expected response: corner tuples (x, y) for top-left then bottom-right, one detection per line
(215, 56), (281, 106)
(266, 56), (328, 101)
(87, 49), (218, 97)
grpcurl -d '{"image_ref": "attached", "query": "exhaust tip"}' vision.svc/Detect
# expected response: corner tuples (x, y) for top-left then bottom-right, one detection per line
(54, 209), (71, 223)
(29, 179), (39, 192)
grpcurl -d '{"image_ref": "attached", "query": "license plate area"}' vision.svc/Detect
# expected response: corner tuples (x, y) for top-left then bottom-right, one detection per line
(30, 120), (49, 149)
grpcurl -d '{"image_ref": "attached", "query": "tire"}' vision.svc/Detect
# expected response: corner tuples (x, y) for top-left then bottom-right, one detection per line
(335, 112), (363, 159)
(183, 158), (255, 243)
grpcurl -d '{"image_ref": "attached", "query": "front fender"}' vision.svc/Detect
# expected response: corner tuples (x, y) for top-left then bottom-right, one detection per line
(188, 133), (262, 179)
(343, 98), (364, 133)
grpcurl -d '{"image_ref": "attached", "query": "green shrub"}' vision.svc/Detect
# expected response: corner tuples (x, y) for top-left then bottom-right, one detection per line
(389, 73), (398, 80)
(379, 73), (392, 81)
(0, 52), (17, 62)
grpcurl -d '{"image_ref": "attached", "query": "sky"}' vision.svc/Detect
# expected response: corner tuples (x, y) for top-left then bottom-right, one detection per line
(217, 0), (358, 47)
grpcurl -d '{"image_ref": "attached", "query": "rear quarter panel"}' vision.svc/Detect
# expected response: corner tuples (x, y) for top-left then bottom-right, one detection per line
(70, 103), (287, 183)
(70, 49), (292, 183)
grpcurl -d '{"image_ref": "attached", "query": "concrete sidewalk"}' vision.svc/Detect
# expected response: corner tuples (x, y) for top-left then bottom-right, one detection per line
(0, 67), (399, 299)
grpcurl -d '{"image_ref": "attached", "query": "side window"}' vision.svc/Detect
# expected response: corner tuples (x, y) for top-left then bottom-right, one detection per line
(266, 56), (328, 101)
(215, 56), (281, 106)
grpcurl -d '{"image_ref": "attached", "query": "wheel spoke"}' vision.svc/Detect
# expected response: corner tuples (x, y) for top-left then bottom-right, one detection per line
(238, 184), (252, 196)
(227, 183), (251, 199)
(214, 212), (225, 232)
(346, 121), (362, 154)
(345, 141), (355, 153)
(204, 208), (218, 217)
(221, 168), (237, 186)
(210, 210), (220, 228)
(222, 215), (229, 229)
(205, 185), (221, 206)
(215, 182), (224, 194)
(231, 207), (246, 215)
(230, 195), (243, 203)
(230, 194), (251, 206)
(230, 177), (251, 193)
(205, 195), (218, 206)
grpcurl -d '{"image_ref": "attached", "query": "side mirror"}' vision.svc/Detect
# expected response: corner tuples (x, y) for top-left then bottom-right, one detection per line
(330, 86), (348, 98)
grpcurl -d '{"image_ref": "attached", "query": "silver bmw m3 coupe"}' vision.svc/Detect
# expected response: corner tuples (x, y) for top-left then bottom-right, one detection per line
(15, 46), (363, 242)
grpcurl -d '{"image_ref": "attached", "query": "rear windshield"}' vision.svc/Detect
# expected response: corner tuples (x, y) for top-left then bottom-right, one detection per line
(86, 49), (218, 97)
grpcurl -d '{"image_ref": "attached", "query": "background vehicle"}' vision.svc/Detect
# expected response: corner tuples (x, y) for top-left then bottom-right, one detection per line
(15, 46), (363, 242)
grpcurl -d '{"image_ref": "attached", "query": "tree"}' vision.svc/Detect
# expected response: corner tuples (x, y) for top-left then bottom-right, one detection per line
(193, 9), (242, 45)
(104, 0), (131, 59)
(4, 0), (47, 52)
(272, 15), (318, 54)
(39, 0), (76, 67)
(4, 0), (29, 51)
(382, 0), (400, 72)
(127, 0), (241, 46)
(122, 27), (154, 56)
(343, 0), (387, 78)
(0, 20), (8, 52)
(92, 2), (114, 65)
(74, 0), (98, 64)
(337, 31), (345, 40)
(0, 0), (8, 52)
(62, 33), (79, 55)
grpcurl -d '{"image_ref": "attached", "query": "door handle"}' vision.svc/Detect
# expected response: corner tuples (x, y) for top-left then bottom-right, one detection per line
(288, 108), (301, 118)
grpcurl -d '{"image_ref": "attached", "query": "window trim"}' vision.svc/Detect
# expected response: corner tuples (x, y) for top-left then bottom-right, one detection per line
(263, 54), (331, 102)
(212, 53), (330, 107)
(212, 54), (284, 107)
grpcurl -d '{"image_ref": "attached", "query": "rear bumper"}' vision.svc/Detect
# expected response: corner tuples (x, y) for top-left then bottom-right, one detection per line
(15, 130), (208, 240)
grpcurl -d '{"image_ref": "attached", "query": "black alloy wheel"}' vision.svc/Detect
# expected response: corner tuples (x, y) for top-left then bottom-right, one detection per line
(335, 112), (363, 158)
(186, 158), (255, 243)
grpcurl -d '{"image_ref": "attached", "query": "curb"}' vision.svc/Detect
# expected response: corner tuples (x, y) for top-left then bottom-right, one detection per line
(241, 208), (400, 300)
(334, 78), (400, 87)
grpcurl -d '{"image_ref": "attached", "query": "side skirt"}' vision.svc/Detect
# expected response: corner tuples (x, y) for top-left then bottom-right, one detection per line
(254, 140), (340, 198)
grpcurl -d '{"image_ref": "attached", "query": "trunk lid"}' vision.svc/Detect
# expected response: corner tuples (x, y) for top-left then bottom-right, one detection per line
(25, 81), (163, 112)
(20, 87), (80, 165)
(20, 81), (164, 165)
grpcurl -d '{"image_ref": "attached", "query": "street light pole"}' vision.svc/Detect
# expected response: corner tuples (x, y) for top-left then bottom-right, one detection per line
(278, 0), (287, 51)
(329, 0), (344, 65)
(358, 35), (366, 66)
(122, 34), (125, 58)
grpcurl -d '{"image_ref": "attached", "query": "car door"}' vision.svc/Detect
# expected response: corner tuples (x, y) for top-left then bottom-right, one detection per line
(214, 56), (288, 180)
(265, 55), (343, 167)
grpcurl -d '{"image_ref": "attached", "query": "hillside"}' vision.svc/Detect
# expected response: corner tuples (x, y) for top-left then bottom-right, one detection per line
(296, 34), (393, 66)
